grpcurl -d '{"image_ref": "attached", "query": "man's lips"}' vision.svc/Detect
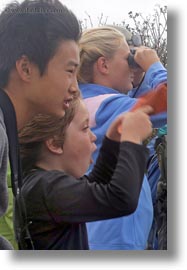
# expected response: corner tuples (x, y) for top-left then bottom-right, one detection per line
(63, 97), (73, 109)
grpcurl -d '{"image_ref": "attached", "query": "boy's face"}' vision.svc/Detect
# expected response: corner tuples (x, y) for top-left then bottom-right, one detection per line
(60, 100), (97, 178)
(29, 40), (80, 117)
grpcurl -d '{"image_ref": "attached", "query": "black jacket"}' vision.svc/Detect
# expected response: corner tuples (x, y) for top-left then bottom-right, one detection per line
(21, 137), (149, 250)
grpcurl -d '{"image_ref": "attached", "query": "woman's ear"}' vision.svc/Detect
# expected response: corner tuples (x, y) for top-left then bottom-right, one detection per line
(45, 138), (63, 155)
(15, 55), (33, 82)
(96, 56), (109, 74)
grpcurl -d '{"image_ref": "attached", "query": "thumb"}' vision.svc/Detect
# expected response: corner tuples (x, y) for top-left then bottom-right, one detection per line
(136, 105), (154, 115)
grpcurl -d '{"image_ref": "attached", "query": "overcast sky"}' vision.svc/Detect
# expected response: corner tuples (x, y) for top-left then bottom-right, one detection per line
(0, 0), (168, 26)
(59, 0), (167, 26)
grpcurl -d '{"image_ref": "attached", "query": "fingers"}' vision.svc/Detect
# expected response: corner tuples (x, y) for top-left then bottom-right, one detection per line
(136, 105), (154, 115)
(106, 114), (124, 142)
(134, 47), (160, 71)
(107, 108), (153, 144)
(120, 110), (153, 144)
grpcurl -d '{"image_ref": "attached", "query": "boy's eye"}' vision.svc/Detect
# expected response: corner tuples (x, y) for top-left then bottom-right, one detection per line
(83, 126), (89, 131)
(67, 70), (74, 74)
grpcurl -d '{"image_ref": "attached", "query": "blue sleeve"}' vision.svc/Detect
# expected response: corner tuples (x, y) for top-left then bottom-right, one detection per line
(144, 62), (167, 127)
(129, 62), (167, 98)
(96, 93), (167, 130)
(95, 94), (136, 127)
(144, 62), (167, 90)
(150, 112), (167, 128)
(129, 62), (167, 127)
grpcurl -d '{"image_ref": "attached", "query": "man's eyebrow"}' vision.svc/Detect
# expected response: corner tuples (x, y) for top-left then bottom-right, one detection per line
(67, 60), (79, 67)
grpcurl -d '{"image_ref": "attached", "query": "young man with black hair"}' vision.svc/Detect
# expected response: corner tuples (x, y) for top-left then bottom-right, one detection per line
(0, 0), (81, 249)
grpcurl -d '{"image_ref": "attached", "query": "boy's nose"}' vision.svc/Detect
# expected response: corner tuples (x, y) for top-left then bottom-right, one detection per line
(90, 130), (97, 142)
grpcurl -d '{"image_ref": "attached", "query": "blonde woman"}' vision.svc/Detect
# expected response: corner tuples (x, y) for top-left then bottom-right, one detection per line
(78, 27), (167, 250)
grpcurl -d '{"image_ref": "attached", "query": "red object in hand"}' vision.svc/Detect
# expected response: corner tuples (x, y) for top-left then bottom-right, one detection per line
(117, 83), (167, 134)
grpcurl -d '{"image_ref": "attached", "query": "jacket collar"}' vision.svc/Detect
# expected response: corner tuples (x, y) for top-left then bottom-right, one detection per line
(79, 83), (119, 99)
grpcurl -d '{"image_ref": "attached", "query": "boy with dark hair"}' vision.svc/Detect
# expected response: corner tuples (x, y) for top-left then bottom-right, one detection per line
(0, 0), (81, 249)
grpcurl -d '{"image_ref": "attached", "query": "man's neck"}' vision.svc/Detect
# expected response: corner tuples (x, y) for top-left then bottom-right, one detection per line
(4, 87), (35, 130)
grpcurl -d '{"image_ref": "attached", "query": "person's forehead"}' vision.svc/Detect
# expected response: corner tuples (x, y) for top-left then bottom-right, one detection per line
(53, 40), (80, 64)
(117, 40), (130, 53)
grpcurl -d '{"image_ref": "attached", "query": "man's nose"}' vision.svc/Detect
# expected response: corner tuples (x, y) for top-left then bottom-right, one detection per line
(69, 79), (80, 98)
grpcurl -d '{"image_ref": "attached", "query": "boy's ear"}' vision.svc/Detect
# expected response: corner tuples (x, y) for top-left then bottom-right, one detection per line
(15, 55), (33, 82)
(45, 138), (63, 155)
(96, 56), (109, 74)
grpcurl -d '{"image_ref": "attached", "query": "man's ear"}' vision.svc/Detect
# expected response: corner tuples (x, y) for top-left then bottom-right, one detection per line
(96, 56), (109, 75)
(45, 138), (63, 155)
(15, 55), (33, 82)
